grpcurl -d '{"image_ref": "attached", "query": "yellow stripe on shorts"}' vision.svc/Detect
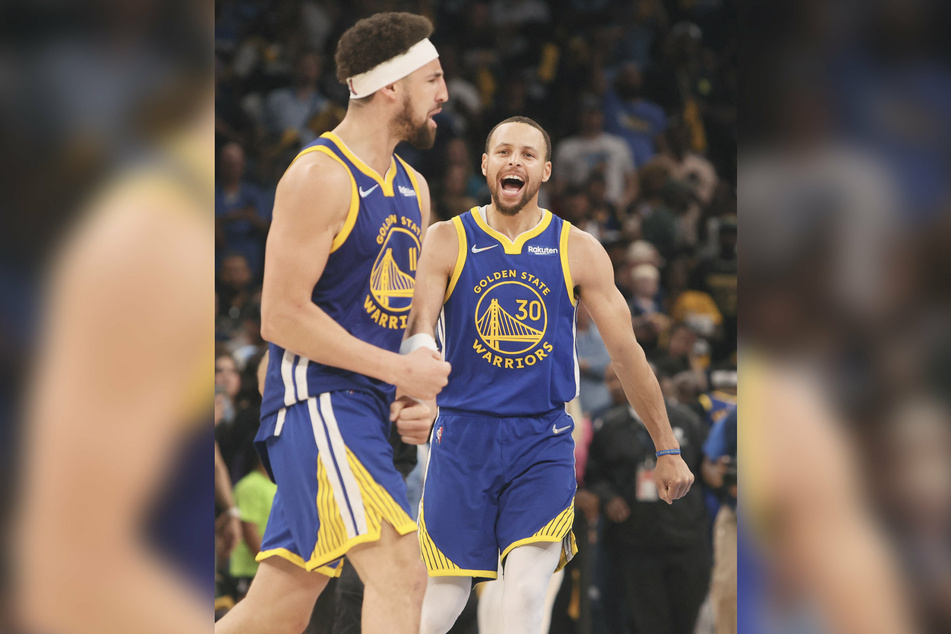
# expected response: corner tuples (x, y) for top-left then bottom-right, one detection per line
(501, 504), (578, 572)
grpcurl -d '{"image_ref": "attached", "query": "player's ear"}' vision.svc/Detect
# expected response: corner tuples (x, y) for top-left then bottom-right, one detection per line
(481, 154), (488, 176)
(541, 161), (552, 183)
(379, 81), (400, 103)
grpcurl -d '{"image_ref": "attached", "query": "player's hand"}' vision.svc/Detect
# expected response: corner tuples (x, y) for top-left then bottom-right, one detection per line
(654, 453), (695, 504)
(390, 396), (436, 444)
(604, 496), (630, 523)
(215, 512), (241, 560)
(395, 348), (450, 401)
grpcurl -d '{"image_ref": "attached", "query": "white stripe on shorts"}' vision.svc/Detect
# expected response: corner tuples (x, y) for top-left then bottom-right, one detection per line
(307, 397), (358, 538)
(295, 357), (310, 400)
(281, 350), (296, 407)
(318, 393), (368, 535)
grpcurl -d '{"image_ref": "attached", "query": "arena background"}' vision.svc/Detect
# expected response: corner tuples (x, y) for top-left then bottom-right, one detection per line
(214, 1), (735, 632)
(0, 0), (948, 632)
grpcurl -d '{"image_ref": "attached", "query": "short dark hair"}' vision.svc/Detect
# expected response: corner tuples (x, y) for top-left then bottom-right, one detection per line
(335, 12), (434, 85)
(484, 116), (552, 161)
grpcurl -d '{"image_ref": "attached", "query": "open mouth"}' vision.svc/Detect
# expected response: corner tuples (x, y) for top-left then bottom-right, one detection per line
(499, 173), (525, 196)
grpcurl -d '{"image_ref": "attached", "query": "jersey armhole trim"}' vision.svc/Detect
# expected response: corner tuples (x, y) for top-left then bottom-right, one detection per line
(290, 146), (360, 253)
(395, 155), (424, 216)
(559, 221), (577, 306)
(445, 216), (468, 301)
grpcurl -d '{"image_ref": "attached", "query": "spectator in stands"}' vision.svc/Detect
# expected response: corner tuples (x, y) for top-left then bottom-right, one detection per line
(587, 364), (711, 634)
(215, 353), (242, 426)
(435, 163), (477, 222)
(262, 49), (329, 145)
(655, 122), (718, 247)
(576, 304), (612, 419)
(216, 252), (257, 333)
(652, 323), (708, 393)
(699, 368), (737, 429)
(701, 407), (737, 634)
(490, 0), (551, 28)
(445, 137), (489, 202)
(215, 143), (271, 277)
(229, 456), (278, 600)
(691, 216), (737, 356)
(667, 257), (723, 350)
(631, 161), (678, 261)
(630, 263), (670, 354)
(553, 96), (636, 208)
(601, 62), (667, 166)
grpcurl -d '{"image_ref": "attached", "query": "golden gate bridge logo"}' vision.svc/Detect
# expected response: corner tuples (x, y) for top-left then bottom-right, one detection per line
(370, 227), (419, 312)
(474, 281), (547, 354)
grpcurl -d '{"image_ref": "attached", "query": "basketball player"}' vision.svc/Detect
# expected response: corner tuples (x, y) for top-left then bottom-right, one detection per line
(215, 12), (450, 634)
(392, 116), (694, 634)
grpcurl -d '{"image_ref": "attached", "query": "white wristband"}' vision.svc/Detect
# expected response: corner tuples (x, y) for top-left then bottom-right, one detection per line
(227, 507), (242, 520)
(400, 333), (438, 355)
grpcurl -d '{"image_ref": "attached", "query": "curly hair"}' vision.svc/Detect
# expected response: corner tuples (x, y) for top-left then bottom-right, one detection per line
(334, 12), (434, 85)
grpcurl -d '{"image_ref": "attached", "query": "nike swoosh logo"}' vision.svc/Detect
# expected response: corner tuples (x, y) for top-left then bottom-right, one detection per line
(552, 423), (571, 434)
(471, 244), (499, 254)
(359, 184), (379, 198)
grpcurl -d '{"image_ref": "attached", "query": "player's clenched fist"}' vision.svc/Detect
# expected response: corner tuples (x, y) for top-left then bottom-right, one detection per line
(395, 347), (450, 401)
(390, 396), (437, 444)
(653, 454), (695, 504)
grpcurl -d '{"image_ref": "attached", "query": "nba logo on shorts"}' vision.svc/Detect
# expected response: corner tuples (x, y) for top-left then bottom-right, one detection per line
(435, 426), (443, 444)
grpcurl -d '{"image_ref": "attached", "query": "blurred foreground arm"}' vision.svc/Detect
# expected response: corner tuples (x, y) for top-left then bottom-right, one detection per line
(15, 183), (211, 633)
(766, 373), (916, 634)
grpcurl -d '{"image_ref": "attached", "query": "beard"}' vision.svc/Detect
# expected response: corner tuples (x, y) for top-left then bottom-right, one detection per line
(489, 179), (539, 216)
(391, 96), (436, 149)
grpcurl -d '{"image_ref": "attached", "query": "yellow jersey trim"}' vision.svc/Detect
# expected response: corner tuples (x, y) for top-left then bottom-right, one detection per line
(428, 568), (499, 579)
(257, 447), (417, 574)
(322, 132), (397, 196)
(501, 534), (565, 561)
(254, 548), (342, 578)
(287, 145), (360, 254)
(500, 505), (577, 573)
(559, 221), (577, 306)
(395, 155), (424, 216)
(470, 207), (553, 254)
(445, 216), (468, 301)
(418, 503), (497, 578)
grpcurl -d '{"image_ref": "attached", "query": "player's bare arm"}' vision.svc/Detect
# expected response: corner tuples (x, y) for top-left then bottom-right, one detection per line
(260, 151), (449, 400)
(391, 219), (459, 442)
(568, 225), (694, 503)
(17, 190), (211, 634)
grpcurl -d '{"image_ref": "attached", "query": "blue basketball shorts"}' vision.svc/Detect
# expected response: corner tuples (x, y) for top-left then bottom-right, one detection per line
(419, 407), (578, 582)
(253, 390), (417, 576)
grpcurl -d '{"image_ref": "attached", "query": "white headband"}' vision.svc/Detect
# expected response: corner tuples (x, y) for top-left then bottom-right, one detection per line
(346, 38), (439, 100)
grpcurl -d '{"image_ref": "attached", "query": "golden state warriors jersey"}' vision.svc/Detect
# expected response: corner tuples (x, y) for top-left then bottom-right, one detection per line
(437, 207), (579, 416)
(261, 132), (424, 418)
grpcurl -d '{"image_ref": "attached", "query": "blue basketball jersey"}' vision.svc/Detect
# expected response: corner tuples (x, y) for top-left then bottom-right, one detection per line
(261, 132), (424, 418)
(436, 207), (579, 416)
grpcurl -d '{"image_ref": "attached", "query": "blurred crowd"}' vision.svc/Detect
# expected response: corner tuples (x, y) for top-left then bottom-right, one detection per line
(214, 1), (737, 633)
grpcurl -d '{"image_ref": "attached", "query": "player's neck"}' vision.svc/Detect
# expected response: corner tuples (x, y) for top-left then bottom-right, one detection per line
(485, 202), (544, 240)
(332, 110), (401, 176)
